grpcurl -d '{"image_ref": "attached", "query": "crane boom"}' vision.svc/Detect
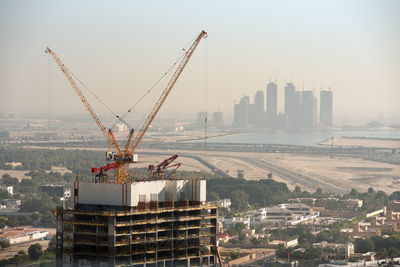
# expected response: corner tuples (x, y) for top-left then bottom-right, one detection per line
(46, 31), (207, 184)
(127, 30), (207, 154)
(45, 47), (121, 154)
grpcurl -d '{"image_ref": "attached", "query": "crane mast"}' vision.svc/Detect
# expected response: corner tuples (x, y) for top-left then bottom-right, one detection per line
(46, 30), (207, 184)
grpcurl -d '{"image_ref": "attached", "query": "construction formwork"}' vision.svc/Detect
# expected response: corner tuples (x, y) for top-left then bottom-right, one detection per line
(55, 201), (218, 267)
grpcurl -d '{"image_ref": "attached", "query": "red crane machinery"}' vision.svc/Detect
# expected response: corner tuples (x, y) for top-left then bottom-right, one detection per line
(148, 154), (181, 180)
(46, 30), (207, 183)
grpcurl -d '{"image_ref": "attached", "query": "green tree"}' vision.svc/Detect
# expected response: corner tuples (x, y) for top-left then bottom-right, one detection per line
(368, 187), (375, 194)
(230, 190), (249, 211)
(233, 222), (246, 235)
(356, 238), (375, 253)
(349, 188), (358, 197)
(378, 248), (388, 259)
(388, 247), (399, 257)
(207, 192), (220, 201)
(28, 243), (43, 261)
(20, 194), (55, 213)
(0, 240), (10, 249)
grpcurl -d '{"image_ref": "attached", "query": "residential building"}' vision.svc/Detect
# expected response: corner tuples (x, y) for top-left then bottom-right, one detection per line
(266, 82), (277, 126)
(340, 222), (381, 240)
(0, 227), (49, 245)
(3, 199), (21, 208)
(233, 96), (249, 127)
(246, 203), (318, 228)
(301, 90), (316, 129)
(284, 83), (296, 128)
(223, 217), (250, 229)
(211, 199), (231, 209)
(254, 90), (265, 126)
(320, 90), (333, 126)
(0, 185), (13, 196)
(312, 242), (354, 260)
(211, 111), (223, 128)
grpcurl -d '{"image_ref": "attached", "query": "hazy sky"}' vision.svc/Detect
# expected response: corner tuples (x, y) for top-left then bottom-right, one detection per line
(1, 0), (399, 123)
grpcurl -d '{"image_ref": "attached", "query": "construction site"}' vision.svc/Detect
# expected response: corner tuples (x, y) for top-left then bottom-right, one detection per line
(56, 180), (218, 267)
(46, 31), (220, 266)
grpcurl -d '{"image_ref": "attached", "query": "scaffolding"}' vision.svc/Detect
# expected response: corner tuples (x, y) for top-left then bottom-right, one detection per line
(56, 202), (218, 267)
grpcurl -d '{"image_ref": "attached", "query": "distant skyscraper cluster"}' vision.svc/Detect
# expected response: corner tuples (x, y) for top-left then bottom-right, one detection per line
(196, 111), (224, 129)
(233, 82), (333, 129)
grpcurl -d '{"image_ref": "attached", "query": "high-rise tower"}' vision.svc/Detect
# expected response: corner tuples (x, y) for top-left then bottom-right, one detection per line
(301, 90), (316, 129)
(320, 90), (333, 126)
(284, 83), (297, 128)
(266, 82), (277, 126)
(254, 91), (265, 126)
(233, 96), (249, 127)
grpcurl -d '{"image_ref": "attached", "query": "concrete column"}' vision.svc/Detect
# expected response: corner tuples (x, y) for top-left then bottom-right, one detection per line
(108, 216), (116, 266)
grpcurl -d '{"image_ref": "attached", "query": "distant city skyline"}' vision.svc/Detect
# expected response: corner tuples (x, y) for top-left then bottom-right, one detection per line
(1, 0), (399, 126)
(233, 82), (333, 129)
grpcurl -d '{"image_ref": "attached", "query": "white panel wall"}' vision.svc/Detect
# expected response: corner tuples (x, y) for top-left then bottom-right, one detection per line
(130, 181), (166, 206)
(72, 179), (207, 207)
(77, 183), (125, 206)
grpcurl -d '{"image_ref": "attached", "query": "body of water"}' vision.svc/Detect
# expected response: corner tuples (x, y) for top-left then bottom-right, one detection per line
(202, 130), (400, 146)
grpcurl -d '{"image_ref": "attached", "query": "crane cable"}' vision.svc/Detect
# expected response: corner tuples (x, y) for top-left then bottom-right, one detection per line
(110, 35), (198, 131)
(109, 52), (186, 131)
(68, 71), (127, 126)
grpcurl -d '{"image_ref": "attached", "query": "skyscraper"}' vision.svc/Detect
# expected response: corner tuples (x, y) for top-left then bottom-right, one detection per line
(197, 112), (208, 129)
(284, 83), (297, 128)
(320, 90), (333, 126)
(211, 111), (223, 128)
(233, 96), (249, 127)
(254, 91), (265, 126)
(301, 90), (316, 129)
(266, 82), (277, 126)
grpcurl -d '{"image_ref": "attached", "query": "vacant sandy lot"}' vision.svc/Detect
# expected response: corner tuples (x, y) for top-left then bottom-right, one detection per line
(17, 145), (400, 194)
(262, 153), (400, 193)
(139, 149), (400, 194)
(0, 170), (30, 180)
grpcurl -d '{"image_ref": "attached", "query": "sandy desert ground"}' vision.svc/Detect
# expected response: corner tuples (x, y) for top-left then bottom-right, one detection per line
(10, 145), (400, 194)
(138, 149), (400, 194)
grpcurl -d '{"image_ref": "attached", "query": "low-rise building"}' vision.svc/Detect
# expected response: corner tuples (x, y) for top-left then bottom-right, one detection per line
(388, 200), (400, 212)
(340, 222), (381, 240)
(315, 198), (363, 210)
(0, 227), (49, 245)
(2, 199), (21, 208)
(4, 162), (23, 169)
(312, 241), (354, 260)
(0, 185), (13, 196)
(211, 198), (231, 209)
(249, 203), (319, 228)
(223, 216), (250, 229)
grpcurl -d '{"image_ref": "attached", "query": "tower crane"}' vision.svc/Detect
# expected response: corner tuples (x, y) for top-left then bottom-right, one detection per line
(46, 30), (207, 184)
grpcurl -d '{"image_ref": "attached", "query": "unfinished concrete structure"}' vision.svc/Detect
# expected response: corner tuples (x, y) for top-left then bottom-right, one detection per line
(55, 179), (218, 267)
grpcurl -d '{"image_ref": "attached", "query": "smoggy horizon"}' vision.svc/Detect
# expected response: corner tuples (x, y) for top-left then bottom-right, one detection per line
(1, 0), (399, 125)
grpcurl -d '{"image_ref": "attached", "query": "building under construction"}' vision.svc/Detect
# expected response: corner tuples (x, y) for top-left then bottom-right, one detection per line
(48, 31), (216, 266)
(55, 179), (218, 267)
